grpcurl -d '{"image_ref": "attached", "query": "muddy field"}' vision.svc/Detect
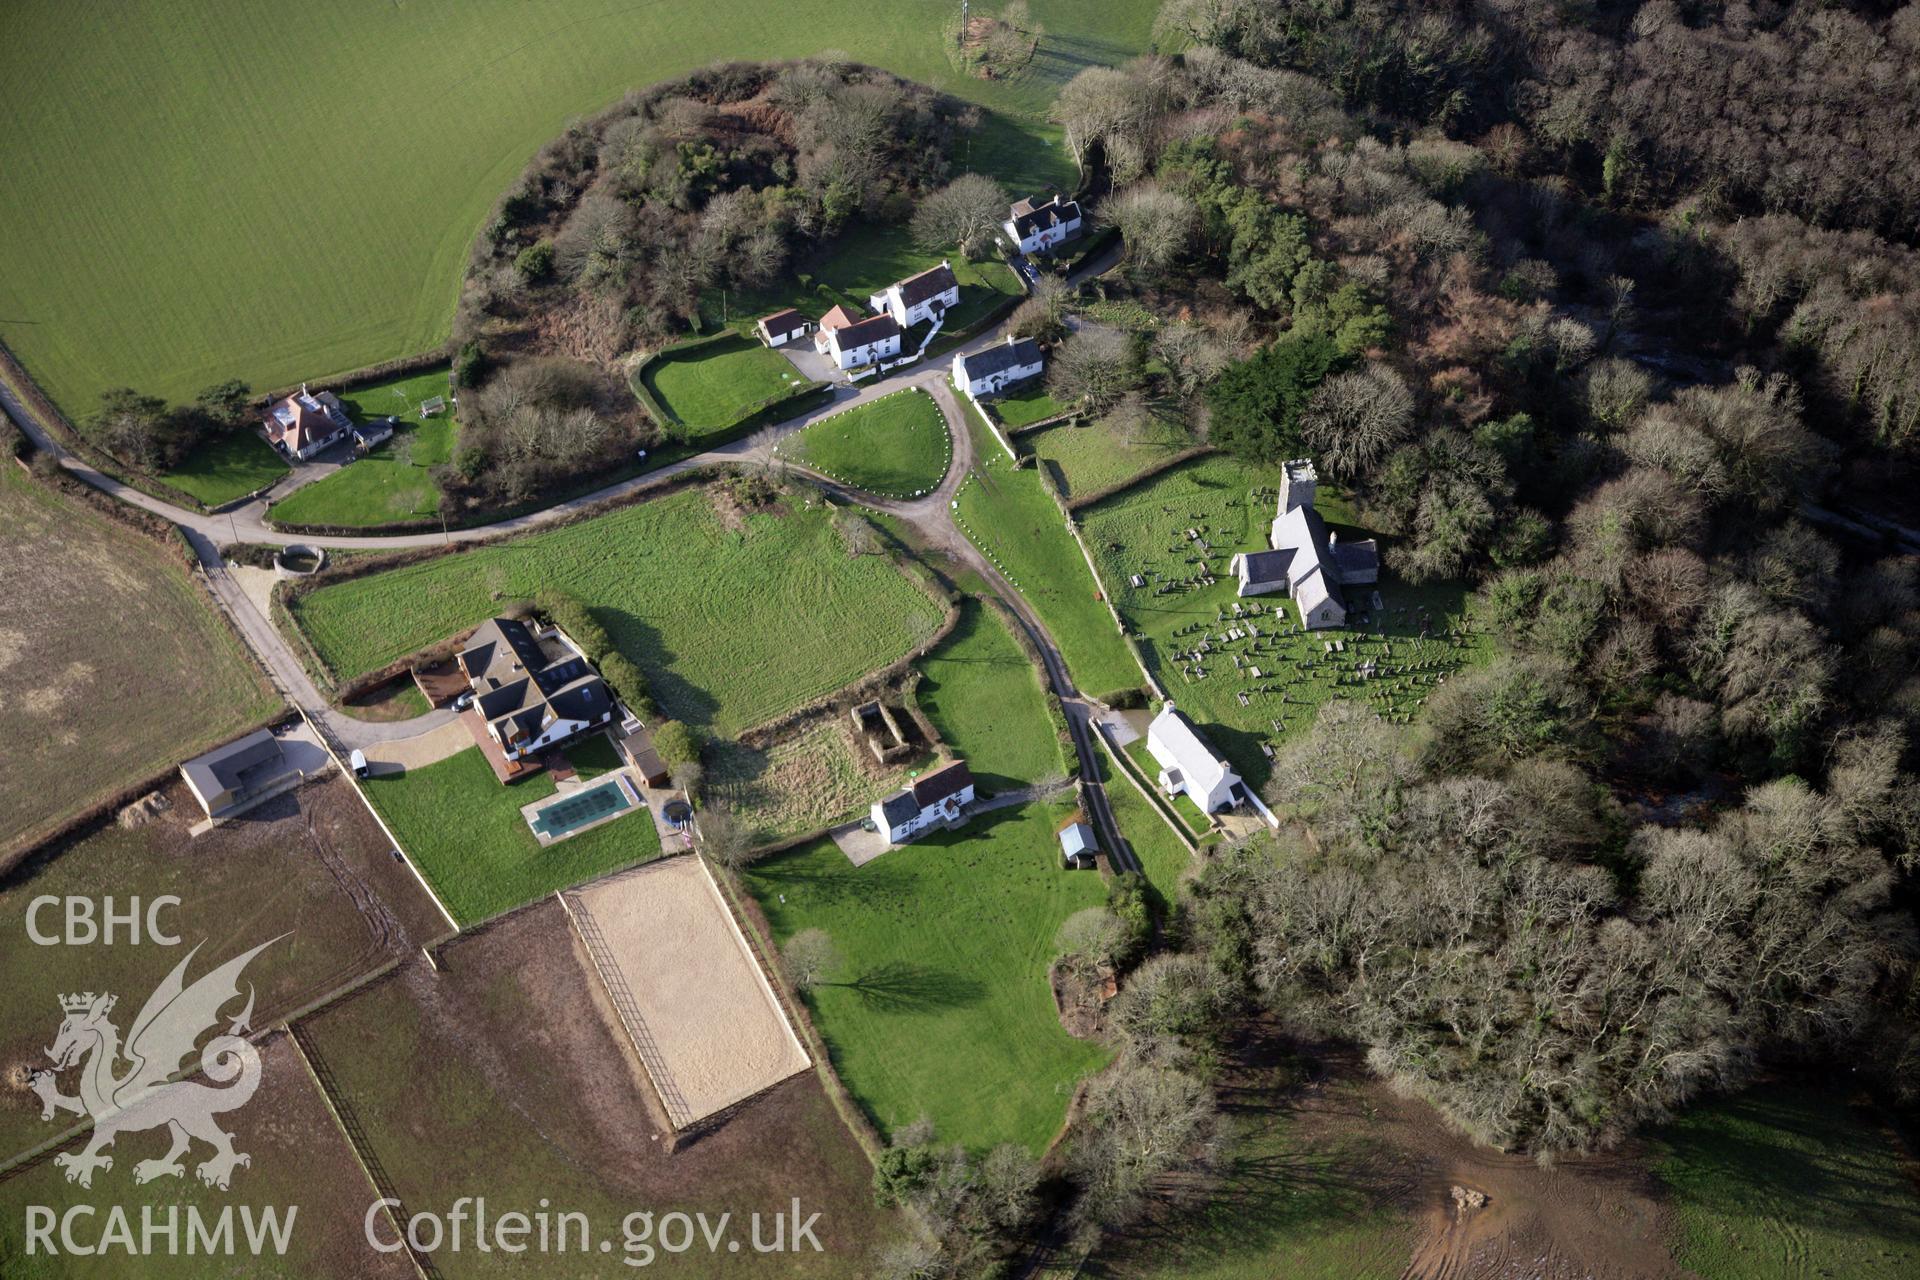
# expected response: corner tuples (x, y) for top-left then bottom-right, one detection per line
(296, 898), (899, 1277)
(0, 1032), (416, 1280)
(571, 856), (810, 1127)
(0, 467), (278, 858)
(0, 776), (443, 1160)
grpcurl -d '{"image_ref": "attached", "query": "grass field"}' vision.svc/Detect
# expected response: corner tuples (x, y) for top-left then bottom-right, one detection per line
(0, 468), (278, 855)
(299, 901), (901, 1277)
(726, 224), (1025, 339)
(912, 599), (1064, 789)
(1028, 415), (1193, 499)
(1652, 1087), (1920, 1280)
(0, 2), (1157, 416)
(288, 484), (946, 736)
(641, 334), (809, 431)
(1091, 738), (1192, 898)
(745, 597), (1106, 1151)
(777, 388), (951, 497)
(708, 721), (918, 847)
(361, 742), (661, 925)
(1088, 1063), (1415, 1280)
(952, 403), (1146, 699)
(1080, 455), (1491, 789)
(161, 427), (289, 507)
(989, 384), (1066, 429)
(268, 370), (458, 527)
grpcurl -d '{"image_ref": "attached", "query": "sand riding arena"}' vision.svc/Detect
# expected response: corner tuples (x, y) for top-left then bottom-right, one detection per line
(562, 855), (810, 1132)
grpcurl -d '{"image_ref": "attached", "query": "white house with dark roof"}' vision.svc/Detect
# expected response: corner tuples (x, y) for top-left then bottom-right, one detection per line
(1145, 702), (1245, 814)
(870, 758), (976, 845)
(952, 336), (1044, 398)
(869, 262), (961, 328)
(824, 312), (903, 369)
(459, 617), (616, 767)
(1228, 458), (1379, 630)
(264, 384), (351, 461)
(757, 308), (811, 348)
(1004, 193), (1083, 255)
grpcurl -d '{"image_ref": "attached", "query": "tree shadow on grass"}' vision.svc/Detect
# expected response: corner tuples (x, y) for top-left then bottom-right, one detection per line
(840, 961), (985, 1014)
(593, 606), (721, 732)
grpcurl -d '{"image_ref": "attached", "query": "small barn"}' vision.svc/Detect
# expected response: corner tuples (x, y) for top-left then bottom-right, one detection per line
(756, 308), (812, 348)
(1059, 821), (1098, 868)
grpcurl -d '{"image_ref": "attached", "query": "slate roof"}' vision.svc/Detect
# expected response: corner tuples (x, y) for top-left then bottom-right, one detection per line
(832, 312), (902, 349)
(1269, 501), (1380, 615)
(181, 728), (284, 801)
(877, 790), (922, 828)
(911, 759), (974, 807)
(957, 337), (1042, 381)
(758, 308), (808, 335)
(1147, 704), (1234, 798)
(892, 262), (959, 309)
(459, 617), (612, 746)
(1238, 548), (1296, 586)
(1008, 195), (1082, 240)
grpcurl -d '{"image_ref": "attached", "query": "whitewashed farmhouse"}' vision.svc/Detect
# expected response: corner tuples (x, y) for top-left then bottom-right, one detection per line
(1145, 702), (1245, 814)
(459, 617), (616, 768)
(1004, 193), (1083, 256)
(869, 262), (960, 328)
(871, 759), (975, 845)
(953, 336), (1044, 398)
(1228, 458), (1379, 630)
(820, 310), (903, 370)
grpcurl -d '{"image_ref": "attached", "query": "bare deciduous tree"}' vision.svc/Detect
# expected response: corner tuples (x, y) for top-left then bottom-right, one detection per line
(1300, 363), (1416, 480)
(782, 927), (841, 991)
(1047, 325), (1140, 413)
(911, 173), (1009, 259)
(1101, 183), (1197, 277)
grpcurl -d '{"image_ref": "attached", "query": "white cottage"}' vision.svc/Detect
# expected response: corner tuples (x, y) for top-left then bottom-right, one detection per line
(869, 261), (961, 328)
(824, 312), (903, 370)
(1003, 193), (1083, 256)
(952, 336), (1044, 398)
(1144, 702), (1245, 814)
(870, 759), (976, 845)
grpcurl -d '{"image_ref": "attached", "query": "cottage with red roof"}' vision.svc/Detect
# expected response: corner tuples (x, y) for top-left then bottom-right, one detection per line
(263, 384), (351, 461)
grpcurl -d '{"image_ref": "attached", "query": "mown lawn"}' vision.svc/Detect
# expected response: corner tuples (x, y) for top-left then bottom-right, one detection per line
(641, 334), (807, 431)
(161, 427), (289, 507)
(727, 222), (1025, 337)
(289, 485), (946, 736)
(1028, 415), (1194, 500)
(1652, 1086), (1920, 1280)
(1092, 738), (1192, 898)
(913, 599), (1064, 790)
(0, 467), (278, 855)
(952, 401), (1146, 700)
(1081, 455), (1491, 789)
(267, 368), (456, 527)
(362, 743), (660, 925)
(1, 1), (1159, 415)
(989, 384), (1065, 428)
(745, 594), (1107, 1152)
(777, 387), (951, 497)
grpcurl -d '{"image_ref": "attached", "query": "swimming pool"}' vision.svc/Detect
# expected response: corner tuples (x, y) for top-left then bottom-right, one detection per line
(528, 777), (638, 841)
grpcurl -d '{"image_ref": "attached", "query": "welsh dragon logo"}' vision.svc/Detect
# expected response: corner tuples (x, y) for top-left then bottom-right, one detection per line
(28, 937), (281, 1191)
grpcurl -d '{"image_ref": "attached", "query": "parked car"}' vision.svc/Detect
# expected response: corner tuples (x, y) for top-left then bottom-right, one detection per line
(349, 749), (369, 778)
(453, 690), (476, 711)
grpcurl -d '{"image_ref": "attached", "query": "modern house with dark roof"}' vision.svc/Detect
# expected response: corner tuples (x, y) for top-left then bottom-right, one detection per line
(179, 728), (289, 819)
(823, 312), (903, 370)
(1228, 458), (1379, 630)
(869, 261), (961, 328)
(870, 758), (976, 845)
(952, 336), (1044, 398)
(458, 617), (616, 769)
(1145, 702), (1245, 814)
(756, 308), (812, 348)
(1004, 193), (1083, 255)
(264, 384), (351, 461)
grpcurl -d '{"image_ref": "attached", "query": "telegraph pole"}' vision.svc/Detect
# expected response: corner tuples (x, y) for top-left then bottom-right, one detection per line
(960, 0), (968, 47)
